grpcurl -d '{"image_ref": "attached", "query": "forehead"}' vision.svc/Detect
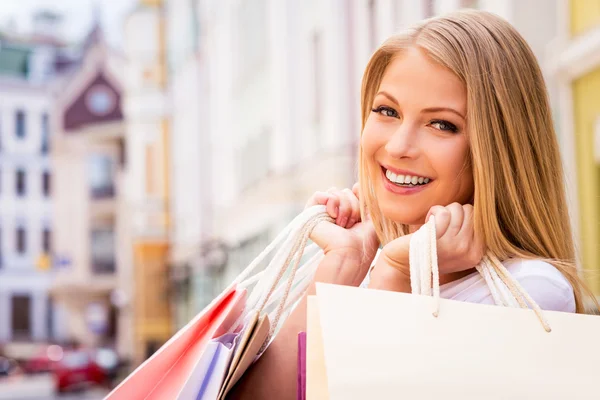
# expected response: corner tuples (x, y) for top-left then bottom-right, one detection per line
(378, 47), (466, 113)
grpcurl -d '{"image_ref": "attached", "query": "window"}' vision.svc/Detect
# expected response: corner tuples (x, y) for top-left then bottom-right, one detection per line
(42, 171), (50, 197)
(11, 295), (31, 339)
(368, 0), (377, 50)
(235, 0), (267, 83)
(15, 110), (25, 139)
(88, 155), (115, 199)
(16, 226), (26, 254)
(16, 169), (26, 196)
(461, 0), (479, 8)
(424, 0), (434, 17)
(47, 297), (54, 339)
(42, 228), (51, 253)
(145, 144), (156, 195)
(91, 228), (116, 274)
(238, 128), (271, 191)
(312, 31), (323, 126)
(41, 113), (49, 154)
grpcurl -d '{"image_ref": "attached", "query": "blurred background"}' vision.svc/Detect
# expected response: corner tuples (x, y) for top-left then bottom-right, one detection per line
(0, 0), (598, 398)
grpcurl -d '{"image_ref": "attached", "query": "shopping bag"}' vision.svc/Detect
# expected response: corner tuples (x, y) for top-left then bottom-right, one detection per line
(106, 285), (246, 400)
(217, 310), (271, 399)
(306, 217), (600, 400)
(306, 297), (329, 400)
(297, 332), (307, 400)
(186, 332), (238, 400)
(108, 206), (333, 400)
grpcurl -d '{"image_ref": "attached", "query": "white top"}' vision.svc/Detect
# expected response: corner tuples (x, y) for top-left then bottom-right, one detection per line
(360, 250), (576, 313)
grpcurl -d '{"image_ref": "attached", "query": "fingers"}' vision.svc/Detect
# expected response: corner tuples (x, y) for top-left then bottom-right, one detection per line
(427, 205), (451, 238)
(343, 188), (361, 229)
(459, 204), (474, 236)
(329, 188), (351, 227)
(445, 203), (464, 236)
(306, 187), (361, 229)
(352, 182), (360, 198)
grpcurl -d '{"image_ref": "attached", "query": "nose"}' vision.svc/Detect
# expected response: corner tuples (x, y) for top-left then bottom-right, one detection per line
(384, 123), (420, 159)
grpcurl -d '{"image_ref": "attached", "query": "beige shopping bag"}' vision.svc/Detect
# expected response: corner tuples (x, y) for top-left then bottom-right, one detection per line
(307, 282), (600, 400)
(217, 310), (270, 399)
(306, 296), (329, 400)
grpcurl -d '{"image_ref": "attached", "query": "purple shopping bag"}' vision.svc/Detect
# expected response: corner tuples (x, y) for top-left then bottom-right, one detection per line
(298, 332), (307, 400)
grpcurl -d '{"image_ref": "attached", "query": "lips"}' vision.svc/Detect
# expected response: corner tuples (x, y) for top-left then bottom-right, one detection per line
(379, 166), (432, 195)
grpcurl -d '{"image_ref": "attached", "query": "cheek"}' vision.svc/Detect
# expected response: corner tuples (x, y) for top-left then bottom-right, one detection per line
(360, 117), (389, 161)
(430, 138), (473, 194)
(361, 119), (382, 158)
(427, 136), (469, 174)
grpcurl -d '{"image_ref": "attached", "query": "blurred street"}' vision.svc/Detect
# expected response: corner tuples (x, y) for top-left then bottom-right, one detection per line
(1, 0), (600, 397)
(0, 374), (108, 400)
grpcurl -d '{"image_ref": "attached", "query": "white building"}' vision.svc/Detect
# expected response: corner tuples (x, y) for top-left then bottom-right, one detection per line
(0, 11), (70, 348)
(166, 0), (561, 316)
(50, 23), (130, 355)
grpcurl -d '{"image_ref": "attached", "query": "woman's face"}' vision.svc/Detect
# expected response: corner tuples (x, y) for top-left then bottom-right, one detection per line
(361, 47), (474, 226)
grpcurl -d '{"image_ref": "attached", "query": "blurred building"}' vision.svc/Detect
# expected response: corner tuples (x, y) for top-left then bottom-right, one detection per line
(164, 0), (563, 318)
(547, 0), (600, 296)
(164, 0), (210, 328)
(0, 10), (70, 353)
(50, 21), (132, 357)
(123, 0), (173, 365)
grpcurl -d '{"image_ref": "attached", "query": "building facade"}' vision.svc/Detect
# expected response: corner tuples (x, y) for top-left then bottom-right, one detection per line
(123, 0), (173, 365)
(50, 24), (131, 357)
(0, 11), (69, 351)
(546, 0), (600, 297)
(162, 0), (568, 327)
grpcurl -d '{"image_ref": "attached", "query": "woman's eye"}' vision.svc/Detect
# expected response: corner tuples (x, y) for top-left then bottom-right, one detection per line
(371, 106), (399, 118)
(430, 120), (458, 133)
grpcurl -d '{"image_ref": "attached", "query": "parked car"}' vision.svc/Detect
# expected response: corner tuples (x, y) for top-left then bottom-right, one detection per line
(21, 344), (66, 374)
(53, 349), (107, 393)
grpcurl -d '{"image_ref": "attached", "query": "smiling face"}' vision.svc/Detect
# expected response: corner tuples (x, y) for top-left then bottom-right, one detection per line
(361, 47), (474, 227)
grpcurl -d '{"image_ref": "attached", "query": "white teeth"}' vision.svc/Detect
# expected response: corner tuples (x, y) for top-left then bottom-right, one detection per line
(385, 169), (430, 185)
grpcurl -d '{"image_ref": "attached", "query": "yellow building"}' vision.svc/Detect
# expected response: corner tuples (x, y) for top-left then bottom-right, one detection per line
(123, 0), (173, 365)
(549, 0), (600, 298)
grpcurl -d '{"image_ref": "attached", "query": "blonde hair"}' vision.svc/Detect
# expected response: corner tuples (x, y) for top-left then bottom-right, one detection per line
(358, 10), (595, 313)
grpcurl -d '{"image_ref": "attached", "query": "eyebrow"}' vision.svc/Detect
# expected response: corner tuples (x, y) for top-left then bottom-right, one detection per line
(375, 90), (466, 121)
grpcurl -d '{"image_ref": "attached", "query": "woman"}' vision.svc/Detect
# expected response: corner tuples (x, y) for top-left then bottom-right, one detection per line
(229, 10), (594, 399)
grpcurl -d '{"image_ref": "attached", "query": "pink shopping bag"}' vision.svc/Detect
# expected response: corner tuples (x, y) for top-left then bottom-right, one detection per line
(297, 332), (307, 400)
(106, 284), (246, 400)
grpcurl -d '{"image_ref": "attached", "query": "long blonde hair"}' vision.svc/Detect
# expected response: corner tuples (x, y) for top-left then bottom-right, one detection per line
(359, 10), (594, 313)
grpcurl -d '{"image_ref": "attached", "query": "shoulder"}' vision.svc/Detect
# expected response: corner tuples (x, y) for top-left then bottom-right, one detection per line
(503, 258), (576, 313)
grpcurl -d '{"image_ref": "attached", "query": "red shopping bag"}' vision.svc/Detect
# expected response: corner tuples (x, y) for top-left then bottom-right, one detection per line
(106, 284), (247, 400)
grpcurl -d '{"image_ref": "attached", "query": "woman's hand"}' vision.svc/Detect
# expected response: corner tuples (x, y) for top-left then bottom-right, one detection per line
(378, 203), (484, 278)
(305, 183), (380, 285)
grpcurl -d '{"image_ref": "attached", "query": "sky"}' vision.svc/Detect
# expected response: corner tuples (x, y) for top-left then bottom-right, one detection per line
(0, 0), (137, 48)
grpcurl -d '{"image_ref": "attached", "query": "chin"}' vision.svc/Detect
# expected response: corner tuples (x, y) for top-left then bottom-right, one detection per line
(378, 202), (426, 226)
